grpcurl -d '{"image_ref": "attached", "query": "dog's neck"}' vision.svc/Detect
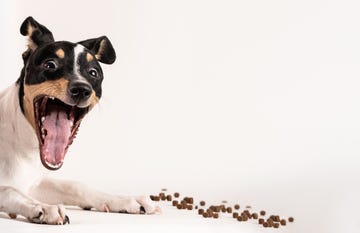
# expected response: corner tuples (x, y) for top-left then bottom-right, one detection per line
(0, 83), (47, 191)
(0, 83), (38, 158)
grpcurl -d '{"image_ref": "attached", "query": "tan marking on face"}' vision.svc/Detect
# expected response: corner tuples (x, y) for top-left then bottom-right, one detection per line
(23, 79), (69, 129)
(86, 53), (93, 62)
(88, 90), (100, 110)
(56, 49), (65, 58)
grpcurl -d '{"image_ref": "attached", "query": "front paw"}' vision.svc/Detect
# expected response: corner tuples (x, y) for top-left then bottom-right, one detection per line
(96, 196), (161, 215)
(28, 204), (69, 225)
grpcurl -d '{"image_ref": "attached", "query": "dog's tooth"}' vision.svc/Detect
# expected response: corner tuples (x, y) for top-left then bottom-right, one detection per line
(41, 116), (45, 123)
(50, 96), (55, 100)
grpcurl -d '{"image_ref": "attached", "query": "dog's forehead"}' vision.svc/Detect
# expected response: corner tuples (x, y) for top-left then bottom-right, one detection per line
(34, 41), (92, 61)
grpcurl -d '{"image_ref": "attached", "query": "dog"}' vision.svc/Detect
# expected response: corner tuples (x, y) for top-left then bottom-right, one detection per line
(0, 17), (160, 225)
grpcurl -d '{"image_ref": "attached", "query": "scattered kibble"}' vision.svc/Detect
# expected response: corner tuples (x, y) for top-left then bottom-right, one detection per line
(150, 190), (294, 229)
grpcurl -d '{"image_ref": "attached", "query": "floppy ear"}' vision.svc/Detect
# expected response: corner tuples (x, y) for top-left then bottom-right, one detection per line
(20, 16), (54, 51)
(78, 36), (116, 64)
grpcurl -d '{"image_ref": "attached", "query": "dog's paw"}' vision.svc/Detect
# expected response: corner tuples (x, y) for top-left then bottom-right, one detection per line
(28, 204), (69, 225)
(96, 196), (161, 215)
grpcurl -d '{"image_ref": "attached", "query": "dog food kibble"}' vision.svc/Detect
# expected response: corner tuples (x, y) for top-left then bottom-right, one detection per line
(202, 212), (209, 218)
(151, 189), (294, 229)
(150, 196), (160, 201)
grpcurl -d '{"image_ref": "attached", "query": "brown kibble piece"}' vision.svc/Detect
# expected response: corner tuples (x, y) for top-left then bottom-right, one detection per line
(150, 195), (156, 201)
(174, 192), (180, 198)
(166, 195), (172, 201)
(237, 216), (243, 222)
(233, 212), (239, 218)
(274, 223), (280, 228)
(263, 222), (269, 228)
(172, 200), (178, 206)
(242, 215), (248, 221)
(200, 201), (206, 206)
(280, 219), (287, 226)
(259, 218), (264, 224)
(177, 204), (183, 209)
(195, 205), (198, 209)
(154, 196), (160, 201)
(213, 213), (219, 219)
(288, 217), (294, 222)
(198, 209), (204, 215)
(226, 207), (232, 213)
(260, 210), (266, 216)
(234, 204), (240, 210)
(252, 213), (258, 219)
(203, 212), (209, 218)
(8, 213), (17, 219)
(187, 205), (193, 210)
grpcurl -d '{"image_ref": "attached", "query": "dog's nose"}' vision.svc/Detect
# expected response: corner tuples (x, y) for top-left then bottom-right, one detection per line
(68, 81), (92, 102)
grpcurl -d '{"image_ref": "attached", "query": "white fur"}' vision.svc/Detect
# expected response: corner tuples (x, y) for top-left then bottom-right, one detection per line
(0, 83), (160, 225)
(73, 44), (89, 83)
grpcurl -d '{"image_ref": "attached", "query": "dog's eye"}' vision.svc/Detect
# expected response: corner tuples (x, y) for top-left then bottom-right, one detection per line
(43, 60), (58, 70)
(88, 68), (98, 78)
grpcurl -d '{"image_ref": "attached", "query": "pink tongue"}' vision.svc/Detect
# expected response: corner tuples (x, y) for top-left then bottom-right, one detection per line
(42, 108), (72, 166)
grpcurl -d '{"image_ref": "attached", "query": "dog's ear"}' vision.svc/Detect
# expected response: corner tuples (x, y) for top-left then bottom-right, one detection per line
(20, 16), (54, 51)
(78, 36), (116, 64)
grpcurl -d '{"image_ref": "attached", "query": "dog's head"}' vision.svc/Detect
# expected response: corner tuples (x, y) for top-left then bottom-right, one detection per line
(17, 17), (116, 170)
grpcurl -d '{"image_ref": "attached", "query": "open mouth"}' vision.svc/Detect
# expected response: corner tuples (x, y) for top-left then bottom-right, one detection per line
(34, 96), (88, 170)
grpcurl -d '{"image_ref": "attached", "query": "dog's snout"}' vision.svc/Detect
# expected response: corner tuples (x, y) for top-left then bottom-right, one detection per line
(68, 81), (92, 102)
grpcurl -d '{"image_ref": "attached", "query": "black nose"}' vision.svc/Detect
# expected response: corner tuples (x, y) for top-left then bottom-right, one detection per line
(68, 81), (92, 102)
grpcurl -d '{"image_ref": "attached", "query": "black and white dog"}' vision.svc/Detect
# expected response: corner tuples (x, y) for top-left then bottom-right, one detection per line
(0, 17), (159, 225)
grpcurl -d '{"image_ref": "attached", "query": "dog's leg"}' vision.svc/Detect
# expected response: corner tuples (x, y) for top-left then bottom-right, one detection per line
(0, 186), (69, 224)
(29, 178), (161, 214)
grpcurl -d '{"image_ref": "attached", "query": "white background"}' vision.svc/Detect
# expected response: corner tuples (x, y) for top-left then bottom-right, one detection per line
(1, 0), (360, 233)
